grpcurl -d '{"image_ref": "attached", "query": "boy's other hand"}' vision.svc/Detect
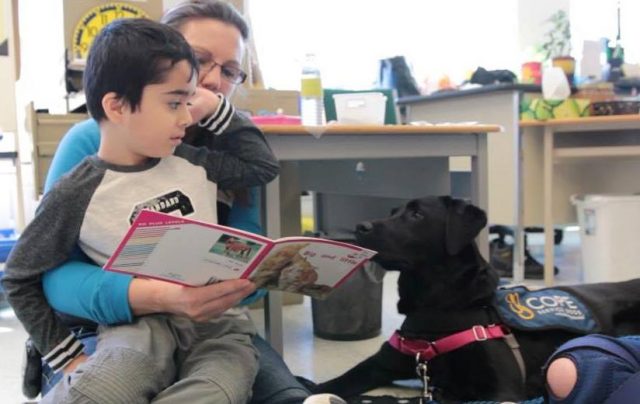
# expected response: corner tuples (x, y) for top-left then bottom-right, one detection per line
(130, 278), (256, 322)
(63, 353), (88, 374)
(188, 88), (222, 123)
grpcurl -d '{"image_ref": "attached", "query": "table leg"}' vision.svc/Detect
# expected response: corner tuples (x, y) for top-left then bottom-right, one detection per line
(471, 132), (489, 258)
(264, 176), (283, 354)
(543, 127), (555, 286)
(513, 122), (525, 284)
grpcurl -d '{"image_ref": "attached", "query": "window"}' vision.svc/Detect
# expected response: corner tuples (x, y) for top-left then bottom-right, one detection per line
(570, 0), (639, 65)
(249, 0), (519, 92)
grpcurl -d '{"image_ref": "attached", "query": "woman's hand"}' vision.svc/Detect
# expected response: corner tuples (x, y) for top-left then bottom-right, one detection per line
(129, 278), (256, 322)
(63, 353), (88, 374)
(188, 87), (222, 123)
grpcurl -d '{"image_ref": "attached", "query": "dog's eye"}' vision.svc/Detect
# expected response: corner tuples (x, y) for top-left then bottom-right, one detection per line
(410, 210), (424, 220)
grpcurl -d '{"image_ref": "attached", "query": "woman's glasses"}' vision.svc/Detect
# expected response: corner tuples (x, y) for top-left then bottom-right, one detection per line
(197, 58), (247, 84)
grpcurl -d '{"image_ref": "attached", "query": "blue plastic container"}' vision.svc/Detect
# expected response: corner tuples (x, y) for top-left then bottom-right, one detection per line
(0, 228), (17, 262)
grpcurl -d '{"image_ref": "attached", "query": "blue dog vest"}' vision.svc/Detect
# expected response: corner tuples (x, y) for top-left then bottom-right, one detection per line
(493, 286), (598, 334)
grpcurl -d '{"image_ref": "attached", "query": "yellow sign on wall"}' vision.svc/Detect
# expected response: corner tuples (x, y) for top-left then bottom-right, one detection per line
(71, 3), (149, 61)
(63, 0), (163, 67)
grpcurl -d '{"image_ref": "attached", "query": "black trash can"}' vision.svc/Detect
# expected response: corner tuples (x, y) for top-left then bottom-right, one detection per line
(311, 260), (385, 341)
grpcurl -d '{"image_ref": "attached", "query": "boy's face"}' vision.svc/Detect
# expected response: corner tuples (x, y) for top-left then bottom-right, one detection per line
(120, 60), (197, 163)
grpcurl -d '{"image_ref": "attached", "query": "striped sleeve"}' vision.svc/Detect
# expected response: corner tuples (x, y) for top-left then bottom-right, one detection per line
(42, 333), (85, 372)
(197, 94), (235, 135)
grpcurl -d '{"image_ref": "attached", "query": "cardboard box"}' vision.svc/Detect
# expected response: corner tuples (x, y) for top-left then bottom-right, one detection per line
(520, 97), (590, 121)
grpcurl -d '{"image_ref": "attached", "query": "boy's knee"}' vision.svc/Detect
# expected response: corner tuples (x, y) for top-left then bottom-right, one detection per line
(546, 356), (578, 399)
(71, 348), (172, 400)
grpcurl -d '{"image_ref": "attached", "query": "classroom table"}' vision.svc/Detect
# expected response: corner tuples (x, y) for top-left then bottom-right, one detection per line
(258, 123), (502, 354)
(519, 115), (640, 286)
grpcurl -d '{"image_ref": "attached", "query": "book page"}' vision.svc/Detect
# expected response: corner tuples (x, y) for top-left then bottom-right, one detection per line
(104, 210), (271, 286)
(249, 239), (376, 299)
(105, 210), (377, 296)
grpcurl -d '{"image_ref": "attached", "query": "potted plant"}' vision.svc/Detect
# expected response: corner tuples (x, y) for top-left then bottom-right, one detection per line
(540, 10), (575, 83)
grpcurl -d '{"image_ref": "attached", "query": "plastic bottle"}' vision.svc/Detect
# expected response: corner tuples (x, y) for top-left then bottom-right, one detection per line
(300, 53), (325, 126)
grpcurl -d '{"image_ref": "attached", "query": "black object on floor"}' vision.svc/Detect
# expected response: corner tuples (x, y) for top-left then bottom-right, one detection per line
(489, 225), (560, 279)
(310, 233), (385, 341)
(22, 338), (42, 399)
(312, 261), (385, 340)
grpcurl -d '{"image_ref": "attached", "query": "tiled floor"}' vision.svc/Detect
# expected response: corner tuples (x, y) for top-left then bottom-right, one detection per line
(0, 229), (583, 403)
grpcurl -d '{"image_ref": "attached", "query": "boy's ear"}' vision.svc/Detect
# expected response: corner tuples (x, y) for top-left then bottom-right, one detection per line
(101, 92), (127, 123)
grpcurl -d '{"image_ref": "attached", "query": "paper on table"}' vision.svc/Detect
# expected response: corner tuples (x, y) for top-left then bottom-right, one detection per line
(542, 67), (571, 100)
(580, 40), (602, 81)
(409, 121), (480, 126)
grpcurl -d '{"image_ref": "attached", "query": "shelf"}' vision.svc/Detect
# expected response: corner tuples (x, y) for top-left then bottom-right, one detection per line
(554, 145), (640, 159)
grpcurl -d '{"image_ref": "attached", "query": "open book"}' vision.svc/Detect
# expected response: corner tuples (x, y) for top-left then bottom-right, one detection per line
(104, 210), (377, 299)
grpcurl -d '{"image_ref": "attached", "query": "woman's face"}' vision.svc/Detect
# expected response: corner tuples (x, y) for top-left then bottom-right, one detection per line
(179, 18), (245, 97)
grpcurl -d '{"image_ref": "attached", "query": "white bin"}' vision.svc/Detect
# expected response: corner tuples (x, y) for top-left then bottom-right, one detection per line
(332, 92), (387, 125)
(572, 194), (640, 283)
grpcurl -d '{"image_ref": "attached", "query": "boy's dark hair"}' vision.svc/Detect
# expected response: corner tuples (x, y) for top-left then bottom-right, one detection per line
(161, 0), (249, 40)
(84, 18), (198, 122)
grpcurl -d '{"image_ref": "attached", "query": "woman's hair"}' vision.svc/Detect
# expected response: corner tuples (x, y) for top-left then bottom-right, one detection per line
(161, 0), (249, 40)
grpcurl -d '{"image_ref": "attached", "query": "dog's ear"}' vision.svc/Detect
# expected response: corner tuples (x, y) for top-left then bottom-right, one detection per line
(443, 197), (487, 255)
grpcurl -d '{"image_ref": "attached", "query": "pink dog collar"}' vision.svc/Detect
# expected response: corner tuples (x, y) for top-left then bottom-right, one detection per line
(389, 324), (510, 361)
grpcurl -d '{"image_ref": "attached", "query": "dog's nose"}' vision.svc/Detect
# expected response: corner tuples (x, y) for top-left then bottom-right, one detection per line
(356, 222), (373, 234)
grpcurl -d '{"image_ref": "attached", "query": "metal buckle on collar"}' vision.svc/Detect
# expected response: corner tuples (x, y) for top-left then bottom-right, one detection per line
(472, 325), (489, 341)
(398, 335), (407, 351)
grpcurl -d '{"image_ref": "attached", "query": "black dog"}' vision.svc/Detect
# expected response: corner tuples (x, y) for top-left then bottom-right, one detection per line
(314, 196), (640, 402)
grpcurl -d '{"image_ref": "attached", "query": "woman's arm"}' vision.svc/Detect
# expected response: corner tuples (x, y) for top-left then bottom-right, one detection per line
(44, 119), (101, 193)
(228, 187), (263, 235)
(181, 96), (280, 189)
(228, 187), (268, 306)
(44, 263), (256, 324)
(43, 258), (134, 323)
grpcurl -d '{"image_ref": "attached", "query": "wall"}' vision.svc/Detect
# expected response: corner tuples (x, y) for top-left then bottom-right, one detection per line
(517, 0), (570, 61)
(0, 0), (16, 132)
(0, 0), (19, 231)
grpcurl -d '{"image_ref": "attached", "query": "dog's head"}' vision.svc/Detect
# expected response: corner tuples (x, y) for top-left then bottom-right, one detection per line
(356, 196), (486, 269)
(355, 196), (497, 312)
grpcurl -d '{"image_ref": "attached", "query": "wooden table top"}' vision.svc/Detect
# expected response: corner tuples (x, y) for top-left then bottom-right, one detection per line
(258, 123), (503, 136)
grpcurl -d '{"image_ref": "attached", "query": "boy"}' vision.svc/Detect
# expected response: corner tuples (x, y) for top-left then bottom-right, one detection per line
(3, 18), (278, 403)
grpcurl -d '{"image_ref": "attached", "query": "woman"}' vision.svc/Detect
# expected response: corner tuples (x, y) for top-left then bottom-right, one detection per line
(40, 1), (310, 402)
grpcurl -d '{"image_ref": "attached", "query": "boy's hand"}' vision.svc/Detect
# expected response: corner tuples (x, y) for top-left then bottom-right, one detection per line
(129, 278), (256, 322)
(188, 88), (222, 123)
(63, 353), (88, 374)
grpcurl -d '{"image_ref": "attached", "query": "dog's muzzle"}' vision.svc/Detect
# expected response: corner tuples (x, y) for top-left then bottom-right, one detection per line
(355, 221), (373, 235)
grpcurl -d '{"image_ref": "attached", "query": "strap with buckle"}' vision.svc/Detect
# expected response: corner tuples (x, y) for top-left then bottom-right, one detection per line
(389, 324), (510, 361)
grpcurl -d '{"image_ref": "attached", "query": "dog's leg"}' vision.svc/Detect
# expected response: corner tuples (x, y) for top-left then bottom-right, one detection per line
(314, 343), (415, 399)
